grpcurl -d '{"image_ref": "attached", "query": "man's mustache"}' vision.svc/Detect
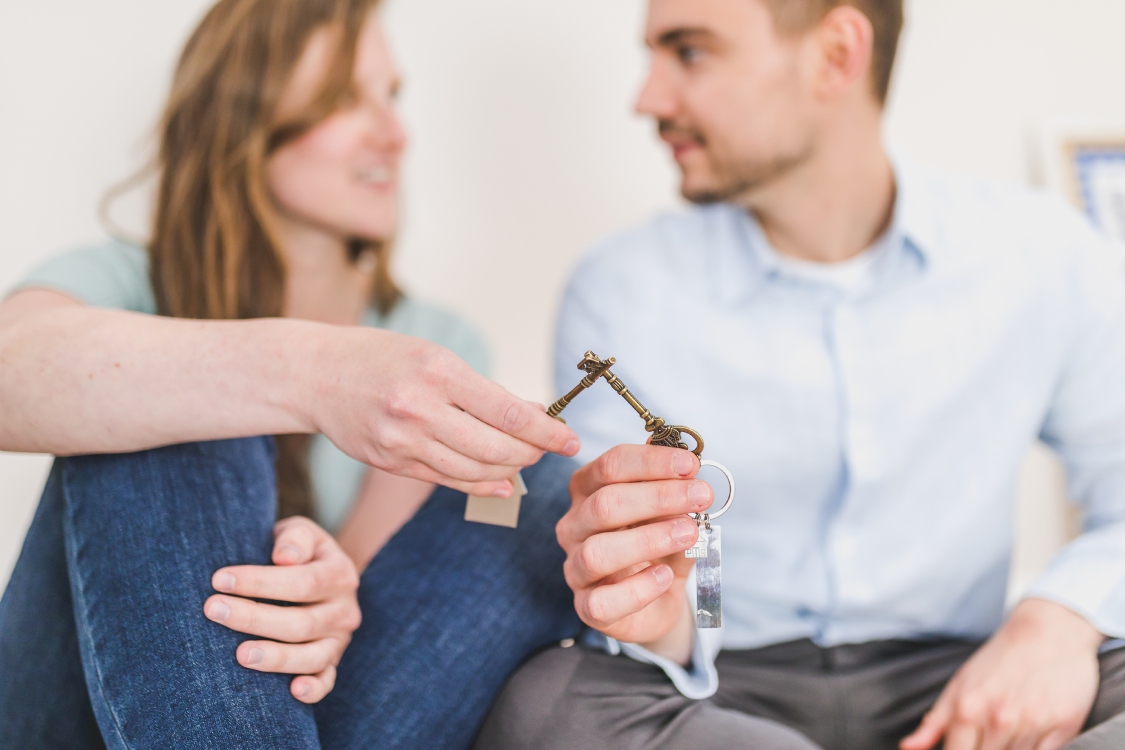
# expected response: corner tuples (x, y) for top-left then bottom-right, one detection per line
(658, 120), (707, 146)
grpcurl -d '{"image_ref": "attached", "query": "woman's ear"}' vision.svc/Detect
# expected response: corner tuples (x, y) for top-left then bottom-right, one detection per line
(812, 5), (876, 103)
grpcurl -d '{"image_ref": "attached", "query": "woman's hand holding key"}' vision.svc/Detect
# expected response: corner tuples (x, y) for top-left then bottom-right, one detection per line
(300, 328), (580, 497)
(557, 445), (712, 663)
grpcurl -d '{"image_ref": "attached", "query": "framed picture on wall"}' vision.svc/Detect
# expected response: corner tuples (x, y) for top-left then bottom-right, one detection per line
(1039, 122), (1125, 244)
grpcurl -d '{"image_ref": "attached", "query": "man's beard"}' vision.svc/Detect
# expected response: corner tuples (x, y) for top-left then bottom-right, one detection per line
(660, 121), (811, 205)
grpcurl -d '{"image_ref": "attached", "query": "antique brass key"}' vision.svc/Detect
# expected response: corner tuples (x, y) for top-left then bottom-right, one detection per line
(549, 351), (735, 629)
(548, 351), (706, 458)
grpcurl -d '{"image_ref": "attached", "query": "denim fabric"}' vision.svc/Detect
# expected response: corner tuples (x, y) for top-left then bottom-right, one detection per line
(317, 452), (582, 749)
(0, 438), (581, 749)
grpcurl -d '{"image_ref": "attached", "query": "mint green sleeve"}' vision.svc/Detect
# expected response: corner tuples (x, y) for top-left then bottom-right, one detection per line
(9, 241), (157, 315)
(370, 298), (492, 378)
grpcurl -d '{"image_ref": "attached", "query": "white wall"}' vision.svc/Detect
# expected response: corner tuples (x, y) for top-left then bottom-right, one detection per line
(3, 0), (1125, 590)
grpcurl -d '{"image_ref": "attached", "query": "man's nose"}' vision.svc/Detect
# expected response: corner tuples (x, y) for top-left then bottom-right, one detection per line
(634, 65), (677, 120)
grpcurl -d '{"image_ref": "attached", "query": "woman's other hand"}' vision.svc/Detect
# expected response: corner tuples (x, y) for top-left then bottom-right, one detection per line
(303, 329), (580, 498)
(204, 517), (361, 704)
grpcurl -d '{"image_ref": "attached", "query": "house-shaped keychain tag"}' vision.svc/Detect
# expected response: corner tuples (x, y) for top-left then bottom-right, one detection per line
(465, 472), (528, 528)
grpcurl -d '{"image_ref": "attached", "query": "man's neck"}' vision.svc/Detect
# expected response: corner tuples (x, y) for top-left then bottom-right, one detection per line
(740, 115), (896, 265)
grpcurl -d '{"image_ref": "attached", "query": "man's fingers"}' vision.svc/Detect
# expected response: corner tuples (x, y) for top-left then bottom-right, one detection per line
(577, 564), (676, 629)
(563, 479), (712, 543)
(979, 714), (1019, 750)
(566, 518), (698, 588)
(901, 699), (953, 750)
(291, 665), (337, 704)
(211, 557), (356, 603)
(236, 637), (345, 676)
(944, 723), (983, 750)
(204, 595), (359, 642)
(453, 377), (579, 457)
(272, 517), (324, 565)
(571, 445), (698, 500)
(1033, 729), (1076, 750)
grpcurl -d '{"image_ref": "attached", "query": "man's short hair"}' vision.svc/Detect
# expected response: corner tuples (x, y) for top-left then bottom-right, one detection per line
(765, 0), (903, 105)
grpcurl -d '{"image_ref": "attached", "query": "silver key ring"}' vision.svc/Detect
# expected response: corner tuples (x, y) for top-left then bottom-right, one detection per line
(689, 459), (736, 522)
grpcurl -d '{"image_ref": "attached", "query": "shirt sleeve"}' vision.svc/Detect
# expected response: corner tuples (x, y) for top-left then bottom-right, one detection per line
(8, 241), (155, 314)
(1026, 222), (1125, 637)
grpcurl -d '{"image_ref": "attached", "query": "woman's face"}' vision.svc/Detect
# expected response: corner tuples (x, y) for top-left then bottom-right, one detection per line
(267, 17), (405, 243)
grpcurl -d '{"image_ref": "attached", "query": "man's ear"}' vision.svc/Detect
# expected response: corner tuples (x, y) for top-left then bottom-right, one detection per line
(812, 5), (876, 102)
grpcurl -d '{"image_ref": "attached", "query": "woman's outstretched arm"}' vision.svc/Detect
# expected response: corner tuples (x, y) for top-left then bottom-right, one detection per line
(0, 289), (579, 495)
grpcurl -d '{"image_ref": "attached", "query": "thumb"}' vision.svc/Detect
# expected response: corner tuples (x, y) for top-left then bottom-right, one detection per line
(272, 517), (321, 566)
(900, 696), (953, 750)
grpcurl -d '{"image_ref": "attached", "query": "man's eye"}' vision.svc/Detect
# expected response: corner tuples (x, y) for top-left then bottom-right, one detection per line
(677, 46), (703, 66)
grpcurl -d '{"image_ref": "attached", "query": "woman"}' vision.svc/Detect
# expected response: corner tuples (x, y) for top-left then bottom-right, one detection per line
(0, 1), (582, 747)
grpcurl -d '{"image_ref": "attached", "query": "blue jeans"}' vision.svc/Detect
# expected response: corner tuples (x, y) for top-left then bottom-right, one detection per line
(0, 438), (581, 749)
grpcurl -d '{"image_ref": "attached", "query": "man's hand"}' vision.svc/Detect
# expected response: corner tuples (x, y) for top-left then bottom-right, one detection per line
(556, 445), (712, 660)
(901, 598), (1104, 750)
(204, 517), (362, 704)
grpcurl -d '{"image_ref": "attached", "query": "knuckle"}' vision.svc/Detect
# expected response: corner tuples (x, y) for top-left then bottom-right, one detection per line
(583, 592), (611, 627)
(418, 348), (453, 385)
(383, 391), (421, 422)
(341, 604), (363, 633)
(500, 401), (528, 434)
(588, 490), (615, 526)
(989, 703), (1018, 731)
(478, 439), (508, 466)
(555, 516), (571, 547)
(576, 541), (605, 578)
(596, 448), (624, 485)
(954, 694), (987, 724)
(297, 610), (319, 642)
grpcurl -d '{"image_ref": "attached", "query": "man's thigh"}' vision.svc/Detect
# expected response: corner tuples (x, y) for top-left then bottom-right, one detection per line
(715, 639), (979, 750)
(1067, 646), (1125, 749)
(476, 645), (821, 750)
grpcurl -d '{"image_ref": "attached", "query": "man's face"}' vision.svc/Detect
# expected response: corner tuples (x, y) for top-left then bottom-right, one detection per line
(637, 0), (821, 204)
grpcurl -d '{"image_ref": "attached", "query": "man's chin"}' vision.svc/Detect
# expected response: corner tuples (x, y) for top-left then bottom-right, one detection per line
(680, 177), (740, 205)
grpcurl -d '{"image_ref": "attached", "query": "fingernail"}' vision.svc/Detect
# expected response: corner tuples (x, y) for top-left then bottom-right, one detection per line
(671, 519), (696, 544)
(673, 452), (695, 476)
(688, 481), (710, 509)
(563, 439), (580, 456)
(652, 565), (674, 587)
(491, 483), (512, 499)
(214, 572), (236, 592)
(299, 683), (312, 699)
(276, 545), (302, 563)
(207, 600), (231, 623)
(246, 647), (264, 666)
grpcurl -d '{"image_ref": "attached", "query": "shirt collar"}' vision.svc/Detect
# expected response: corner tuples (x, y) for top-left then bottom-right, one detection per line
(715, 151), (937, 306)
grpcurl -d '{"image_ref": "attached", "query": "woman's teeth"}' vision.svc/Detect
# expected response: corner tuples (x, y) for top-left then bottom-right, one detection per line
(358, 166), (391, 185)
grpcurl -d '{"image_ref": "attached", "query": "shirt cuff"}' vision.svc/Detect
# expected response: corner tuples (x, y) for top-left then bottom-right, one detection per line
(581, 628), (721, 700)
(1022, 521), (1125, 639)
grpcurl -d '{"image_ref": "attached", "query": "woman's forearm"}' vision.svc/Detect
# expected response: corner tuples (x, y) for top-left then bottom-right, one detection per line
(0, 301), (320, 454)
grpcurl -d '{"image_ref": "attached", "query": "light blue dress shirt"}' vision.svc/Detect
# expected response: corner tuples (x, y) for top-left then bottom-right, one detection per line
(555, 158), (1125, 698)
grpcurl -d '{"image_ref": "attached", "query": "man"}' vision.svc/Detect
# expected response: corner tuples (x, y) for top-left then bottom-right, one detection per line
(476, 1), (1125, 749)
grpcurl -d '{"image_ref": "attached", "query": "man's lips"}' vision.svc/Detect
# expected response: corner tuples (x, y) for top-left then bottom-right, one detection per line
(663, 137), (703, 160)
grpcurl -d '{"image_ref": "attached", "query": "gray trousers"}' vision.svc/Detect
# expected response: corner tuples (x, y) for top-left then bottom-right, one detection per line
(476, 638), (1125, 750)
